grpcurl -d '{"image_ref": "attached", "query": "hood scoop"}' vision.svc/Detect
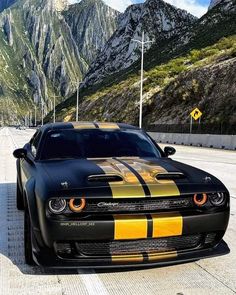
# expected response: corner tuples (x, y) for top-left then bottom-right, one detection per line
(156, 172), (186, 180)
(88, 174), (124, 183)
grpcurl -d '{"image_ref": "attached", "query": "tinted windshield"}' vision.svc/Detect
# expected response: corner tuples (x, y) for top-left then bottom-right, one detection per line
(40, 129), (161, 160)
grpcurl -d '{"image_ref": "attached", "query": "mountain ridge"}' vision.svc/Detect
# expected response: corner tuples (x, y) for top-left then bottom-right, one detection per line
(63, 0), (120, 65)
(209, 0), (223, 9)
(0, 0), (119, 124)
(49, 0), (236, 127)
(84, 0), (197, 86)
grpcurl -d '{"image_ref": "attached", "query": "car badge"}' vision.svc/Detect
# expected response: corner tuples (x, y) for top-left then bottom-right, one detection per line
(97, 202), (119, 208)
(204, 176), (212, 183)
(61, 182), (69, 189)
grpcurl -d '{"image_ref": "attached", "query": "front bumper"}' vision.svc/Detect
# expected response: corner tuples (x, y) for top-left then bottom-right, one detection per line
(32, 209), (230, 268)
(32, 239), (230, 269)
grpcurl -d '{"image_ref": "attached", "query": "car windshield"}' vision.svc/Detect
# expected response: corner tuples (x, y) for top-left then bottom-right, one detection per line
(40, 129), (161, 160)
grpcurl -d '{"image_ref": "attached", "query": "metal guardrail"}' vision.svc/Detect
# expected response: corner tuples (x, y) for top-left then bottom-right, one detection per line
(146, 123), (236, 135)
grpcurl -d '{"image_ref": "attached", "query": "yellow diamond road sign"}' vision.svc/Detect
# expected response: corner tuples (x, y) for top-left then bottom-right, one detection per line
(190, 108), (202, 121)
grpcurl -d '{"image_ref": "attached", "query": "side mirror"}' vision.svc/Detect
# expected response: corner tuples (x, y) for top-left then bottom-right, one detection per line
(164, 146), (176, 157)
(13, 148), (27, 159)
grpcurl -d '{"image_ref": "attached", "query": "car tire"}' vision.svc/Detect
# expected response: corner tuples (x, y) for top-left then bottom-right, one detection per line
(24, 206), (35, 266)
(16, 179), (24, 210)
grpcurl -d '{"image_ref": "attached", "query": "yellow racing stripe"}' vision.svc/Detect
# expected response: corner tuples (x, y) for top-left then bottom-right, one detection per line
(112, 254), (143, 263)
(113, 213), (183, 240)
(114, 215), (148, 240)
(97, 123), (120, 129)
(152, 213), (183, 238)
(112, 251), (178, 263)
(94, 159), (146, 199)
(148, 251), (178, 261)
(121, 159), (180, 197)
(72, 122), (96, 129)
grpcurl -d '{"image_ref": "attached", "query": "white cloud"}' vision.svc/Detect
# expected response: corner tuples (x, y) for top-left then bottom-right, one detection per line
(102, 0), (133, 12)
(164, 0), (208, 17)
(68, 0), (133, 12)
(68, 0), (208, 17)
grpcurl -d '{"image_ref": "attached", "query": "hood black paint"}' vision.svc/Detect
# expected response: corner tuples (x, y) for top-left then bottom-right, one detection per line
(38, 157), (227, 198)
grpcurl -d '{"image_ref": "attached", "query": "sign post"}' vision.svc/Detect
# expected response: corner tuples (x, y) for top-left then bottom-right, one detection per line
(190, 116), (193, 134)
(190, 108), (203, 134)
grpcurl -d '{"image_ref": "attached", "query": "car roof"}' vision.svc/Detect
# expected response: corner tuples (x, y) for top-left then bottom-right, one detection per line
(39, 122), (140, 133)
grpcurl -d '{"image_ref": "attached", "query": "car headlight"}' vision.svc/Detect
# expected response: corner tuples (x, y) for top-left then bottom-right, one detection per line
(209, 192), (226, 206)
(69, 198), (86, 213)
(48, 198), (67, 214)
(193, 193), (208, 206)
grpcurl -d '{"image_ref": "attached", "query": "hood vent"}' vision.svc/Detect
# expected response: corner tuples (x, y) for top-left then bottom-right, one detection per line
(156, 172), (186, 180)
(88, 174), (124, 183)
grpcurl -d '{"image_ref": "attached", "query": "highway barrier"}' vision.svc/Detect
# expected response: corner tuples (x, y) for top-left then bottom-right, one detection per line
(148, 132), (236, 150)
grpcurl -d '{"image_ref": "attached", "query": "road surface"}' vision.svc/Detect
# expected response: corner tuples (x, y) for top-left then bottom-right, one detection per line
(0, 127), (235, 295)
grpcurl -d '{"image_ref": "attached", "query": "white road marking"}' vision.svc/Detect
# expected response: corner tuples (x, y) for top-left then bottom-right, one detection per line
(8, 128), (19, 148)
(78, 269), (109, 295)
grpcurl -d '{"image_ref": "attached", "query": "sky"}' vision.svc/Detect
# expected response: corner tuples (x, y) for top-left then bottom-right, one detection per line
(69, 0), (211, 17)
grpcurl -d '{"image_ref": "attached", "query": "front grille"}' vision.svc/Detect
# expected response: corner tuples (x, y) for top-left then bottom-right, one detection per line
(75, 234), (203, 256)
(83, 197), (193, 214)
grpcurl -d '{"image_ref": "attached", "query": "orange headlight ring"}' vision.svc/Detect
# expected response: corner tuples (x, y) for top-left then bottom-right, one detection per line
(69, 198), (86, 213)
(193, 193), (208, 206)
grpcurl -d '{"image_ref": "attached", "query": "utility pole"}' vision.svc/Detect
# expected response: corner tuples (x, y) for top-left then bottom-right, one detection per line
(140, 32), (144, 130)
(50, 100), (53, 112)
(53, 95), (60, 123)
(131, 31), (154, 129)
(76, 79), (85, 122)
(54, 94), (56, 123)
(35, 105), (37, 127)
(41, 101), (44, 126)
(30, 111), (33, 127)
(76, 79), (80, 122)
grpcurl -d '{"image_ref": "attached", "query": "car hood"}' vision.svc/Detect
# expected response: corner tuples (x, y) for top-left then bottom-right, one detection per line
(40, 157), (226, 198)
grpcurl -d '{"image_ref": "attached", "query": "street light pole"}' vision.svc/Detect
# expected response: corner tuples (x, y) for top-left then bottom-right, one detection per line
(54, 94), (56, 123)
(76, 79), (80, 122)
(35, 105), (37, 127)
(29, 111), (32, 127)
(76, 79), (85, 122)
(131, 31), (154, 129)
(140, 31), (144, 129)
(41, 101), (44, 126)
(50, 100), (53, 112)
(52, 95), (60, 123)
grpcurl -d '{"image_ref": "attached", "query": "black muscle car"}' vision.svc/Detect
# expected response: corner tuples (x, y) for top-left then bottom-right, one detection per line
(13, 122), (230, 268)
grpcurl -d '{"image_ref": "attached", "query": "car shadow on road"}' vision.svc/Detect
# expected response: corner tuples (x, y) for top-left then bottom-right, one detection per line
(0, 182), (78, 276)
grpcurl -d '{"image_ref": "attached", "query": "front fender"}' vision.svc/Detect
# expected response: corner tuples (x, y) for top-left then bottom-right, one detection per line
(16, 159), (23, 193)
(24, 178), (39, 230)
(24, 178), (49, 249)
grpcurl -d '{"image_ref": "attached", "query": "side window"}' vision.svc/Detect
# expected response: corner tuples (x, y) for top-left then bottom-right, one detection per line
(31, 131), (42, 157)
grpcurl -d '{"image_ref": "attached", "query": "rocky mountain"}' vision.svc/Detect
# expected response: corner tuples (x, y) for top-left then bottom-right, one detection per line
(83, 0), (236, 89)
(84, 0), (197, 86)
(51, 0), (236, 128)
(0, 0), (119, 125)
(63, 0), (120, 65)
(209, 0), (223, 9)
